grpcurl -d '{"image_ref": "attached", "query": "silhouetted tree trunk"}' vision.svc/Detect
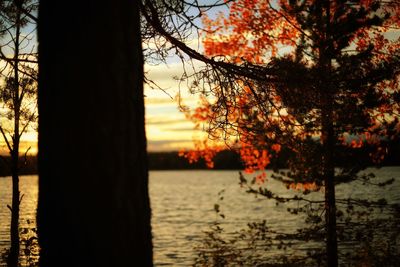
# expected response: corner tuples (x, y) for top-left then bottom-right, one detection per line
(37, 1), (152, 266)
(322, 95), (338, 267)
(8, 147), (20, 267)
(8, 5), (22, 267)
(8, 151), (20, 267)
(321, 4), (338, 266)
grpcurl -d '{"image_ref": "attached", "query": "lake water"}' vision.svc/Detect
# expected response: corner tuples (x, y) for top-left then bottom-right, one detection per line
(0, 168), (399, 266)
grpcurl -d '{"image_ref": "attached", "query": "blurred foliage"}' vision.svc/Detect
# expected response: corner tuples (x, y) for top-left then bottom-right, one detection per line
(194, 172), (400, 266)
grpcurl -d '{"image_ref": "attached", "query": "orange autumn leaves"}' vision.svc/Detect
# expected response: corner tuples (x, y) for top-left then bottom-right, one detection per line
(203, 0), (400, 65)
(180, 0), (400, 189)
(202, 0), (299, 62)
(239, 143), (282, 183)
(178, 138), (280, 182)
(180, 0), (297, 184)
(179, 88), (282, 180)
(178, 139), (223, 169)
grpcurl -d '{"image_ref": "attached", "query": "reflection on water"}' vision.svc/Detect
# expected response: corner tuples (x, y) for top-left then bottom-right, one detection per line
(0, 168), (399, 266)
(0, 176), (38, 267)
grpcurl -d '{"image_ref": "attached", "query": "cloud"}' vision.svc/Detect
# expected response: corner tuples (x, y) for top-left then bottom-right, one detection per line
(145, 97), (175, 105)
(144, 60), (207, 99)
(146, 117), (187, 126)
(147, 139), (196, 152)
(162, 126), (197, 132)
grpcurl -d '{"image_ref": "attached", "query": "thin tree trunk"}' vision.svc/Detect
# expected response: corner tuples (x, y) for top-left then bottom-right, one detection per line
(322, 105), (338, 267)
(7, 4), (21, 266)
(317, 1), (338, 265)
(7, 151), (20, 267)
(322, 2), (338, 266)
(37, 1), (152, 266)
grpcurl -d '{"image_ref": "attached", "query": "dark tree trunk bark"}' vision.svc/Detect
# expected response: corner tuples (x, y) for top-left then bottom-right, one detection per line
(37, 1), (153, 266)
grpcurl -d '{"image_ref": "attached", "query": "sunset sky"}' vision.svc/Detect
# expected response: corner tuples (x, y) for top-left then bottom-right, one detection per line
(2, 2), (398, 155)
(0, 2), (231, 155)
(0, 6), (220, 155)
(0, 59), (206, 155)
(144, 61), (206, 152)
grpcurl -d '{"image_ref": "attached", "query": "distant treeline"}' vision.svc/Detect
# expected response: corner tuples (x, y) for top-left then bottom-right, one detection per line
(0, 155), (38, 177)
(0, 151), (244, 177)
(148, 150), (245, 170)
(0, 142), (399, 177)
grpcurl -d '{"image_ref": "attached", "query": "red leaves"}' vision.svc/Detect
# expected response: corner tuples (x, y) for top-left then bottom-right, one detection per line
(179, 140), (223, 169)
(202, 0), (300, 64)
(271, 144), (281, 153)
(182, 0), (400, 192)
(240, 143), (270, 174)
(288, 182), (318, 192)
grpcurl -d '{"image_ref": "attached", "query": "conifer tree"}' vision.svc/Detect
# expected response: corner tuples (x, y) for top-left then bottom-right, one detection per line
(180, 1), (400, 265)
